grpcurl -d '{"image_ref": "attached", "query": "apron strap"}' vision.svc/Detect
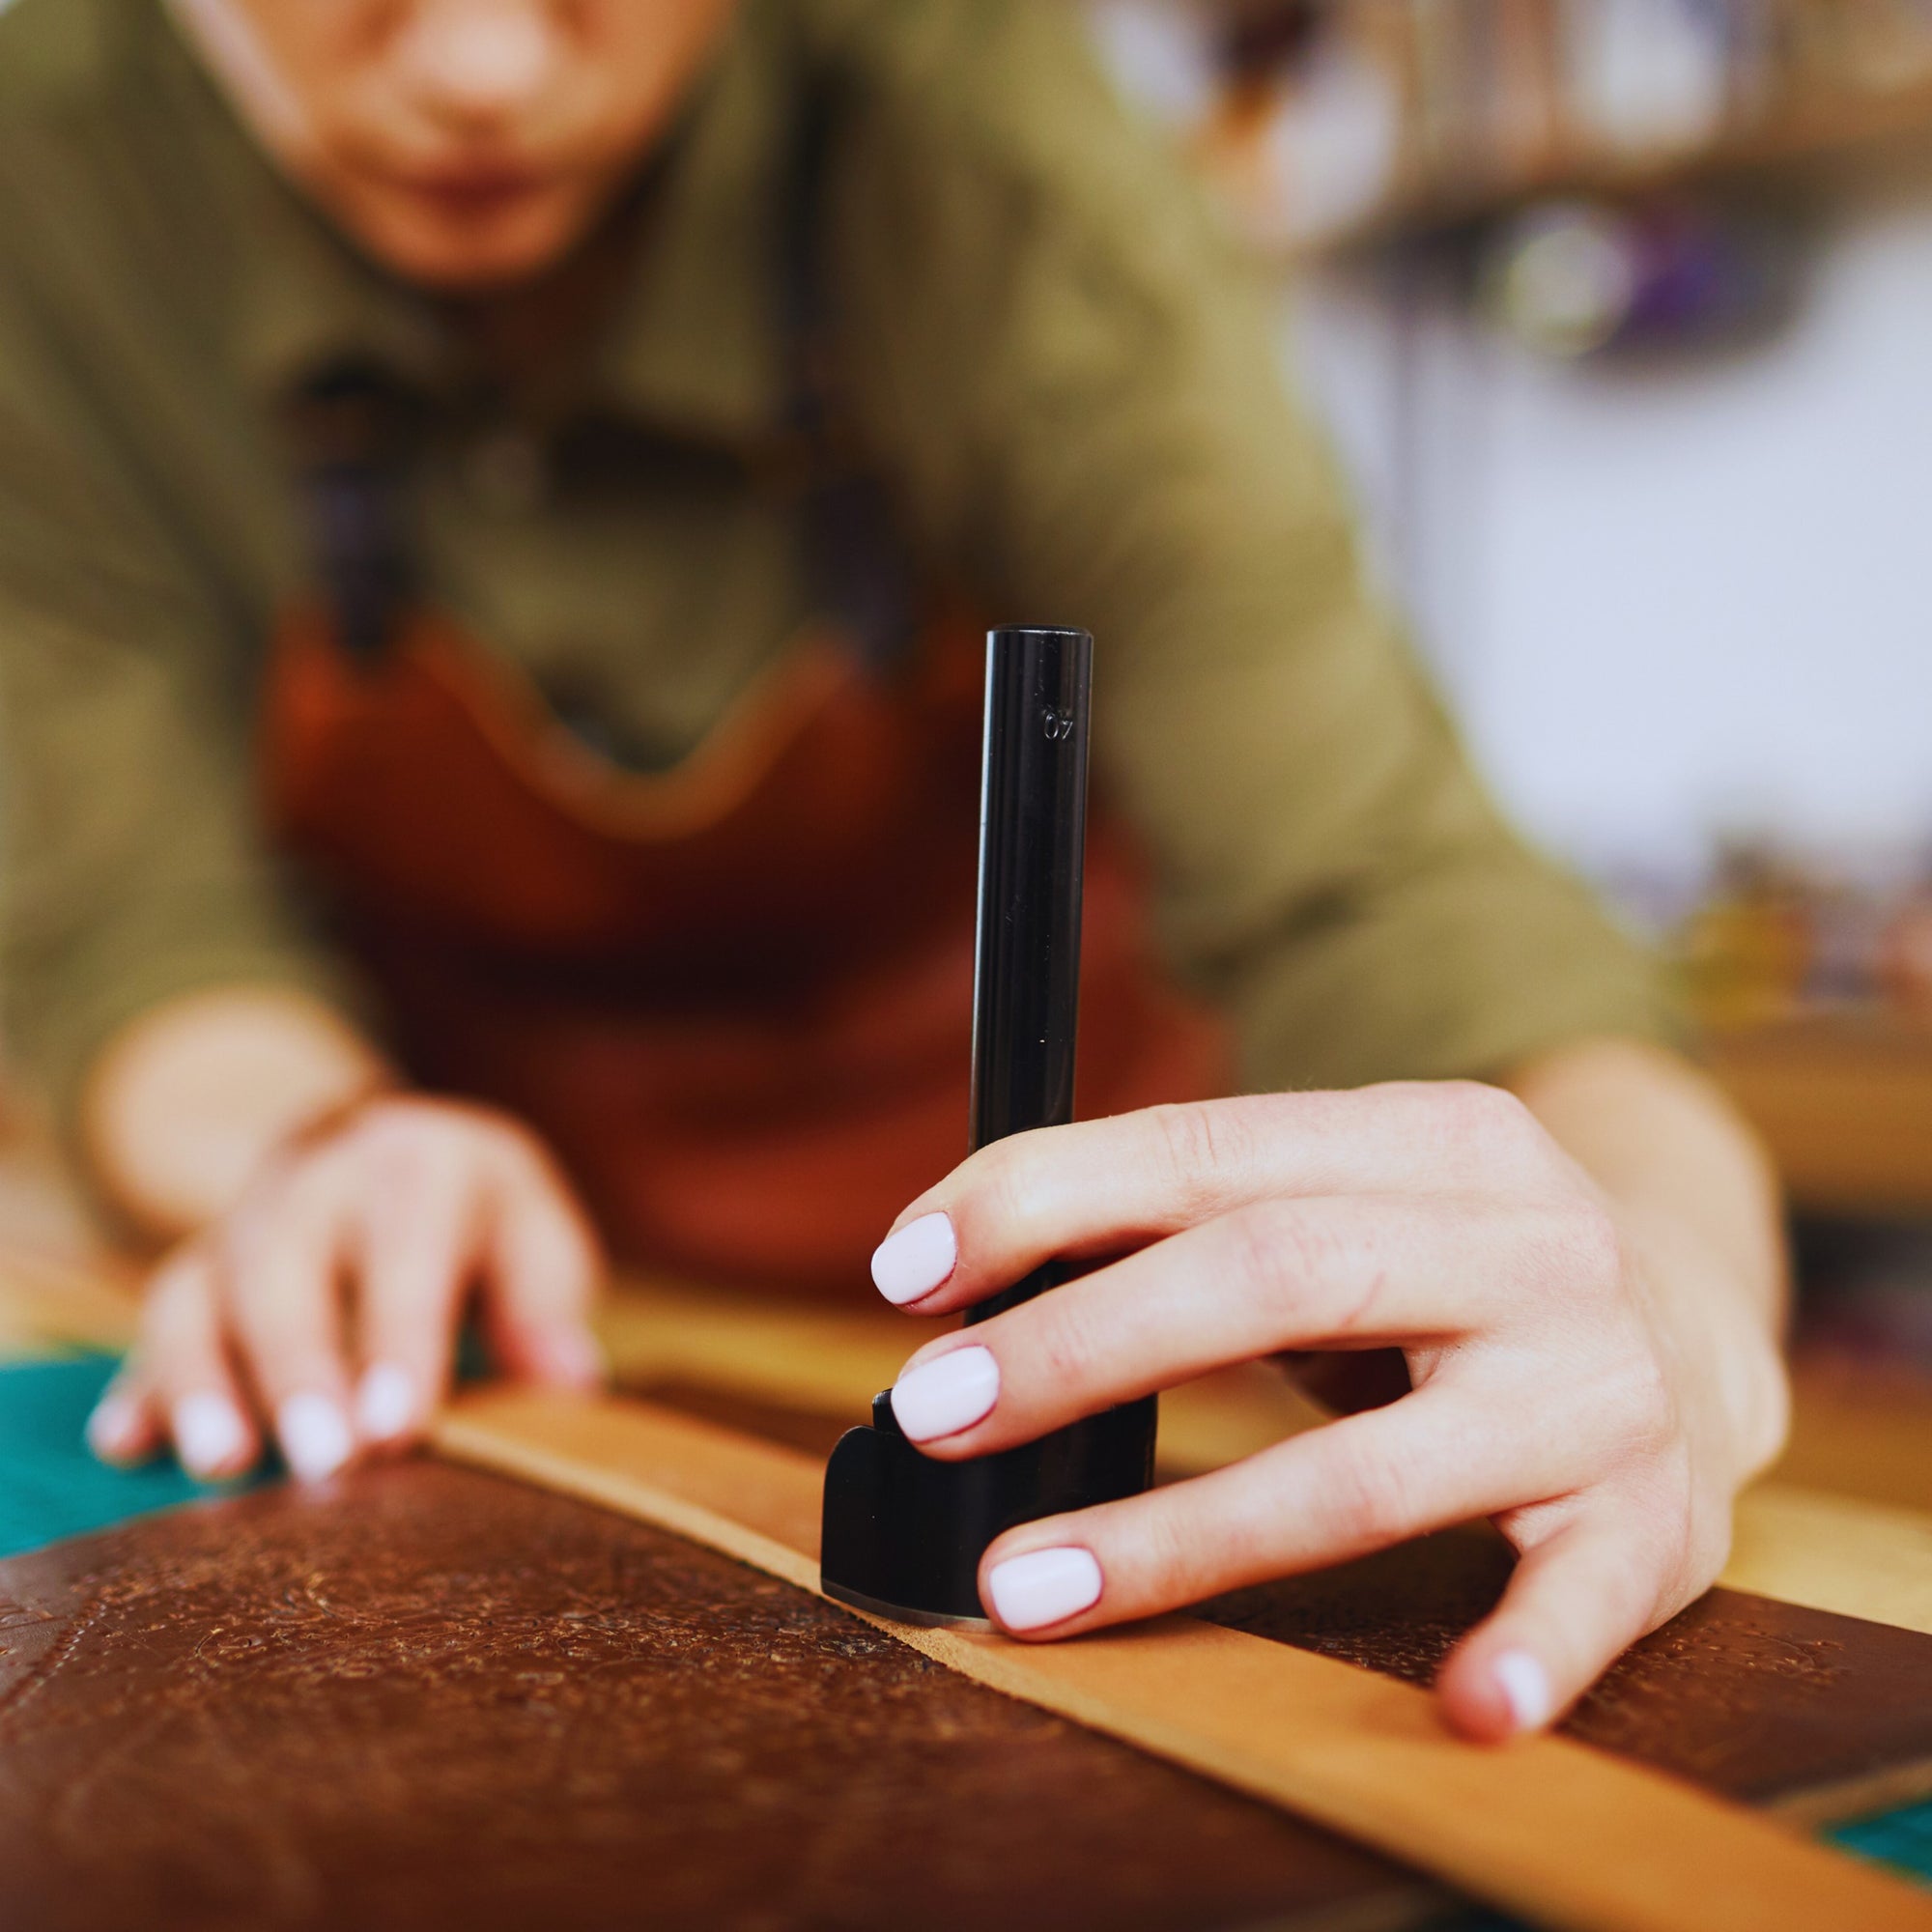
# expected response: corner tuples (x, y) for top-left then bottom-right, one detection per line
(288, 362), (419, 665)
(781, 72), (923, 674)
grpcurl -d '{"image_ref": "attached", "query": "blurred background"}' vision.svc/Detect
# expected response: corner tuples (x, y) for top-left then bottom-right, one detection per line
(1086, 0), (1932, 1375)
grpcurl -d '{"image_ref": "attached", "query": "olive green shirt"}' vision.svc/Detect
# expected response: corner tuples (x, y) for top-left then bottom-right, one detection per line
(0, 0), (1672, 1128)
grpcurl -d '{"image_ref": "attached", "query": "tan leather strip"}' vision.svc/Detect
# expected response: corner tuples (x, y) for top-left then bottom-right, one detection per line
(432, 1387), (1932, 1932)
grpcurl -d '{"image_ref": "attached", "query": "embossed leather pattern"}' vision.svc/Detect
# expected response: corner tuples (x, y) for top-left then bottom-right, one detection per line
(0, 1462), (1433, 1932)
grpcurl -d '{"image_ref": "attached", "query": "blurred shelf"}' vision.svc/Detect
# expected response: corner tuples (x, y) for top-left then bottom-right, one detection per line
(1339, 77), (1932, 249)
(1181, 3), (1932, 255)
(1706, 1012), (1932, 1219)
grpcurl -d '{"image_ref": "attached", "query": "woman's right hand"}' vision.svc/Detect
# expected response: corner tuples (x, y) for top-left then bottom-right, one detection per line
(85, 1093), (607, 1482)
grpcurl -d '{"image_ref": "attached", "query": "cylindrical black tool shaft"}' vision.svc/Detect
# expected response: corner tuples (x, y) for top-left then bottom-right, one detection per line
(967, 625), (1092, 1322)
(969, 625), (1091, 1149)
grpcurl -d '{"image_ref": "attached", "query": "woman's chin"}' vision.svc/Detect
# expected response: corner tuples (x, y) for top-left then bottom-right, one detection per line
(328, 185), (599, 293)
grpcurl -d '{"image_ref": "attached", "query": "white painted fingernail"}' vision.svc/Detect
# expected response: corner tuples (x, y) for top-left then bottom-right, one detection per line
(870, 1212), (957, 1305)
(1493, 1650), (1552, 1733)
(276, 1392), (353, 1482)
(171, 1393), (249, 1478)
(355, 1361), (417, 1442)
(891, 1346), (999, 1442)
(85, 1392), (142, 1462)
(986, 1548), (1103, 1632)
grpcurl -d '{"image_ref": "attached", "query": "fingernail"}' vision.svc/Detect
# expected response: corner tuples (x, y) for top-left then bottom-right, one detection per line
(355, 1361), (417, 1442)
(276, 1392), (353, 1483)
(171, 1393), (249, 1479)
(85, 1392), (143, 1463)
(871, 1212), (957, 1306)
(534, 1327), (606, 1389)
(891, 1345), (999, 1442)
(1492, 1650), (1552, 1733)
(986, 1548), (1104, 1632)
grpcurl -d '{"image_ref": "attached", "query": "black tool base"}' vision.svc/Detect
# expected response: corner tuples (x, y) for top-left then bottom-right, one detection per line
(819, 1389), (1157, 1626)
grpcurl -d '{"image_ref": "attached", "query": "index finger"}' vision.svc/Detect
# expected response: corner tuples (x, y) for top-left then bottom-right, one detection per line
(471, 1127), (606, 1387)
(869, 1082), (1548, 1315)
(221, 1156), (358, 1482)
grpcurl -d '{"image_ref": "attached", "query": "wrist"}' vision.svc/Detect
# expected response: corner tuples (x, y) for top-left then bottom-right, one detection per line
(82, 985), (392, 1243)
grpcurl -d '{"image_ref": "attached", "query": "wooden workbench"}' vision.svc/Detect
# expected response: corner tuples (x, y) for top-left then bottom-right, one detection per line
(1707, 1011), (1932, 1219)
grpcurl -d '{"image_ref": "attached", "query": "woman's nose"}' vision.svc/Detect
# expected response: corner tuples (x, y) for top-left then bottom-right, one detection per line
(396, 0), (561, 128)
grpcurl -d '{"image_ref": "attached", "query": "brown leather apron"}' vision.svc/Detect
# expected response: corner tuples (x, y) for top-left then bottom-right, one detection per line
(261, 598), (1223, 1297)
(257, 135), (1226, 1298)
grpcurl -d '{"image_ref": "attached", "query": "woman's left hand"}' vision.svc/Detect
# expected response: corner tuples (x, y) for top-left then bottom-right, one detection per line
(866, 1080), (1788, 1742)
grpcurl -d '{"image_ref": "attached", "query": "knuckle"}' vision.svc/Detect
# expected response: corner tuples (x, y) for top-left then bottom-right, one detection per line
(1224, 1199), (1347, 1311)
(254, 1159), (338, 1243)
(1511, 1199), (1628, 1302)
(1221, 1201), (1292, 1302)
(1434, 1080), (1542, 1163)
(1596, 1336), (1679, 1452)
(340, 1099), (415, 1160)
(971, 1136), (1051, 1246)
(145, 1244), (207, 1315)
(355, 1093), (510, 1160)
(1562, 1346), (1676, 1474)
(1566, 1199), (1627, 1288)
(1614, 1478), (1706, 1614)
(1026, 1296), (1104, 1395)
(351, 1098), (460, 1169)
(1148, 1101), (1242, 1215)
(481, 1110), (567, 1186)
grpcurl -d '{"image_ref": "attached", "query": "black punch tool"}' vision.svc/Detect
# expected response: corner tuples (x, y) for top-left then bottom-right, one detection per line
(819, 624), (1158, 1627)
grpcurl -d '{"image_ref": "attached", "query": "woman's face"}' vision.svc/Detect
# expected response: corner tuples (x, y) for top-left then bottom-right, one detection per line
(173, 0), (739, 289)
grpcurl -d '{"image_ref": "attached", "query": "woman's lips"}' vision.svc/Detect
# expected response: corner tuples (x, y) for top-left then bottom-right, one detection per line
(389, 168), (554, 220)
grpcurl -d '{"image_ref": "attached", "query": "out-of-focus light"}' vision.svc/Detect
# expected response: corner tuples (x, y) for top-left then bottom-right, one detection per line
(1490, 202), (1637, 357)
(1482, 196), (1802, 359)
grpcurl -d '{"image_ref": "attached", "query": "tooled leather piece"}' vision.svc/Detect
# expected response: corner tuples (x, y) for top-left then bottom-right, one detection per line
(631, 1380), (1932, 1814)
(0, 1462), (1435, 1932)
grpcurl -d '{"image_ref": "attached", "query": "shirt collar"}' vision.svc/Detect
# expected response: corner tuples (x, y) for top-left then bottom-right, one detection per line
(227, 188), (452, 410)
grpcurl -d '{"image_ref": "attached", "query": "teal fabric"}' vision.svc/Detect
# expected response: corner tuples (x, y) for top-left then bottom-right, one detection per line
(0, 1352), (245, 1559)
(1829, 1801), (1932, 1882)
(1427, 1803), (1932, 1926)
(4, 1355), (1931, 1894)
